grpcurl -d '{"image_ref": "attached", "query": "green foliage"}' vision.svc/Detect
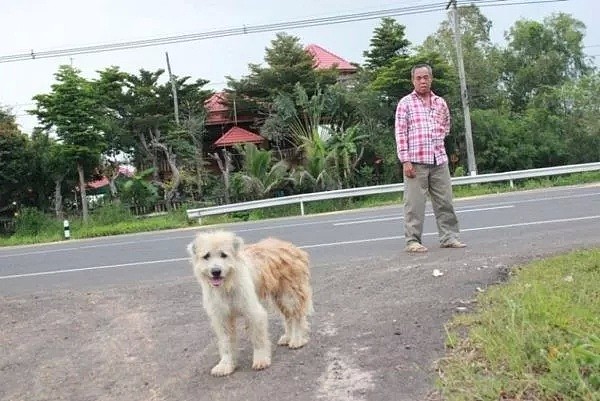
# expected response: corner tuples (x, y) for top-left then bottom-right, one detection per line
(503, 13), (592, 111)
(233, 143), (291, 200)
(438, 249), (600, 400)
(119, 168), (159, 208)
(32, 65), (107, 162)
(226, 33), (338, 116)
(371, 51), (458, 102)
(90, 203), (133, 225)
(420, 5), (503, 109)
(363, 17), (411, 70)
(14, 208), (60, 237)
(453, 166), (465, 177)
(0, 110), (32, 208)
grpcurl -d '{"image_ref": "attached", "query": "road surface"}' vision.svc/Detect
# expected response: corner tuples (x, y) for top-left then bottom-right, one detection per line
(1, 184), (599, 401)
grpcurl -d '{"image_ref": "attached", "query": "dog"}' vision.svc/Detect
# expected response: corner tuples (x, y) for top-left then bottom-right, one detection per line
(187, 230), (313, 376)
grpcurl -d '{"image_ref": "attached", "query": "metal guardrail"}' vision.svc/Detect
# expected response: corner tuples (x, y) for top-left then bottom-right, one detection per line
(186, 162), (600, 221)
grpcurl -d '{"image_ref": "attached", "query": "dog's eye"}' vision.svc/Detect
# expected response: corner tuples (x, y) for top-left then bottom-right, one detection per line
(220, 251), (227, 258)
(202, 252), (210, 260)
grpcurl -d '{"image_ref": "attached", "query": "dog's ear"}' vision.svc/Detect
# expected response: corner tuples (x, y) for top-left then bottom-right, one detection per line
(233, 235), (244, 255)
(186, 241), (196, 257)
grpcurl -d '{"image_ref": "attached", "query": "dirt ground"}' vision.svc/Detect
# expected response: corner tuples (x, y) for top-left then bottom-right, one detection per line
(0, 247), (566, 401)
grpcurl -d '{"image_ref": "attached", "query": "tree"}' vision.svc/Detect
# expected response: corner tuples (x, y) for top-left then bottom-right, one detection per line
(31, 65), (105, 223)
(363, 17), (411, 71)
(420, 5), (503, 109)
(371, 52), (457, 103)
(558, 74), (600, 163)
(121, 69), (211, 207)
(28, 129), (73, 217)
(226, 33), (338, 123)
(233, 143), (290, 200)
(0, 108), (32, 211)
(503, 13), (592, 111)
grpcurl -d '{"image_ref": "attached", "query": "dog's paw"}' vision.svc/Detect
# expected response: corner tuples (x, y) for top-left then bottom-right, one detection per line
(277, 334), (290, 346)
(211, 362), (235, 376)
(287, 337), (309, 349)
(252, 357), (271, 370)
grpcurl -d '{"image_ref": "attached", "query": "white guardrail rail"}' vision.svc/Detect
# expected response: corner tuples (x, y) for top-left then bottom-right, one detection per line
(186, 162), (600, 221)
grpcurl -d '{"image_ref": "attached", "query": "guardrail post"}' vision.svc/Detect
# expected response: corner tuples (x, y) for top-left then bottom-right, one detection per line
(63, 219), (70, 240)
(509, 179), (514, 189)
(300, 200), (305, 216)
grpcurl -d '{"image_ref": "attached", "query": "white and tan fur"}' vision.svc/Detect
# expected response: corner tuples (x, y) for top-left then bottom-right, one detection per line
(187, 230), (313, 376)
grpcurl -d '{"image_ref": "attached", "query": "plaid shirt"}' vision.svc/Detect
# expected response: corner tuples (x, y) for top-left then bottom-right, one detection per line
(394, 91), (450, 165)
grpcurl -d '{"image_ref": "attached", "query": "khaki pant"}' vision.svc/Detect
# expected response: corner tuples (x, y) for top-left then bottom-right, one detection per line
(403, 163), (460, 245)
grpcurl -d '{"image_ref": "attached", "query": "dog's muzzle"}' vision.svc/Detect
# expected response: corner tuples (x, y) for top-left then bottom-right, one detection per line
(208, 267), (224, 287)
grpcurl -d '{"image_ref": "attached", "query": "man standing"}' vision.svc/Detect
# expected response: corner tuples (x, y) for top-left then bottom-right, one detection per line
(394, 63), (466, 253)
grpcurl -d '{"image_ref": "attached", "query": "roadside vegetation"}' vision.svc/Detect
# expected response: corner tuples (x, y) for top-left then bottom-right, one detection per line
(436, 248), (600, 401)
(1, 171), (597, 247)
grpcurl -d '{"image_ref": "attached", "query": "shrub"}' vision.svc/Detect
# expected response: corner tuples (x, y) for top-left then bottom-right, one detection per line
(14, 207), (59, 236)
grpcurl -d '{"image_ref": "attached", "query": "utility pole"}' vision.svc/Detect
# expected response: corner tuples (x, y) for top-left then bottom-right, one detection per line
(446, 0), (477, 176)
(165, 52), (180, 125)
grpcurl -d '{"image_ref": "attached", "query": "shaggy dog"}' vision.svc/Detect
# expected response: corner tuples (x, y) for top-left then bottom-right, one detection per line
(187, 230), (312, 376)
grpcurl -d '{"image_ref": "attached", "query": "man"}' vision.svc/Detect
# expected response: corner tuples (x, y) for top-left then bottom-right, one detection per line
(394, 64), (466, 253)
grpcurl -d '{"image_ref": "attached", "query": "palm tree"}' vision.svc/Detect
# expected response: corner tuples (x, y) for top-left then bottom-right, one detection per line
(328, 125), (369, 188)
(234, 143), (290, 200)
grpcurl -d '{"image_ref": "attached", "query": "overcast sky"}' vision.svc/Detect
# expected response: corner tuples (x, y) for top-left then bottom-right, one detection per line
(1, 0), (597, 134)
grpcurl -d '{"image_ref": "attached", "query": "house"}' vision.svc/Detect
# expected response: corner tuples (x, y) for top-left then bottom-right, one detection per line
(142, 44), (357, 178)
(205, 44), (357, 150)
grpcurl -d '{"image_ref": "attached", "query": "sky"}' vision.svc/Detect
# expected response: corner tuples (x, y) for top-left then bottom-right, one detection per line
(1, 0), (598, 134)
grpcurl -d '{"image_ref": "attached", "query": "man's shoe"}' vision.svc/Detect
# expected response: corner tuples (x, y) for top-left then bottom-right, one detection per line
(405, 242), (428, 253)
(440, 239), (466, 248)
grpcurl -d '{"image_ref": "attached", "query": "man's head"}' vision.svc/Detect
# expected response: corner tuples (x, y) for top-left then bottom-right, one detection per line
(411, 64), (433, 95)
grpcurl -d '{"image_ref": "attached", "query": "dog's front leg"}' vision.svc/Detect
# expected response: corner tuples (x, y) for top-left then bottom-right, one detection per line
(247, 306), (271, 370)
(210, 314), (237, 376)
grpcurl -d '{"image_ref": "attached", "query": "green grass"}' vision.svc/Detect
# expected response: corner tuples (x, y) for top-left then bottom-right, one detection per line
(437, 248), (600, 401)
(1, 171), (598, 246)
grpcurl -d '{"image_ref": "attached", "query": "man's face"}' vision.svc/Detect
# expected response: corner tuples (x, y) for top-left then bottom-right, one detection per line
(412, 67), (432, 95)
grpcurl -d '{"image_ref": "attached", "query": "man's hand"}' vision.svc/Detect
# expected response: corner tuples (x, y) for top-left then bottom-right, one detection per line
(403, 162), (416, 178)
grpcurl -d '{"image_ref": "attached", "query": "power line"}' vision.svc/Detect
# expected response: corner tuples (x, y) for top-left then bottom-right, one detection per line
(0, 0), (567, 63)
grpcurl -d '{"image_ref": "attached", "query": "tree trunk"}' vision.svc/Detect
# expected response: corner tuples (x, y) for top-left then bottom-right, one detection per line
(54, 178), (64, 219)
(210, 149), (232, 204)
(77, 161), (89, 223)
(108, 167), (120, 204)
(195, 153), (203, 200)
(151, 140), (180, 210)
(139, 131), (160, 183)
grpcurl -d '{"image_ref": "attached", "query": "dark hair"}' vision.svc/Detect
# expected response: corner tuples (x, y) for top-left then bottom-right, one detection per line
(411, 64), (433, 78)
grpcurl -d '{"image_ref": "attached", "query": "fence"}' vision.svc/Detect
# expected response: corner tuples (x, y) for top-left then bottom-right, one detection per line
(186, 162), (600, 222)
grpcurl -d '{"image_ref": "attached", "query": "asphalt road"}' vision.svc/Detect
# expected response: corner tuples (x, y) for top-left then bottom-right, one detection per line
(1, 184), (599, 401)
(1, 184), (599, 295)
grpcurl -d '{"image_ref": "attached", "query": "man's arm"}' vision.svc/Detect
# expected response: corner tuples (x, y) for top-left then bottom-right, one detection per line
(395, 100), (415, 178)
(441, 98), (451, 137)
(395, 100), (409, 162)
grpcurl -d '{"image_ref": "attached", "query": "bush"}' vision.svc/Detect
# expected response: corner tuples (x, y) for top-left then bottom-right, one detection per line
(90, 203), (133, 226)
(453, 166), (466, 177)
(14, 207), (59, 236)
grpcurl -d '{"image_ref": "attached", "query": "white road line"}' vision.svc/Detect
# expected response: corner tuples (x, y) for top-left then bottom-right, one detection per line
(2, 214), (598, 280)
(0, 257), (187, 280)
(460, 215), (600, 233)
(333, 205), (515, 226)
(307, 215), (600, 249)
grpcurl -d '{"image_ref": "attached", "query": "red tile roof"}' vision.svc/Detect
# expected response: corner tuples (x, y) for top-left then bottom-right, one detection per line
(305, 44), (357, 73)
(205, 92), (230, 125)
(214, 126), (264, 147)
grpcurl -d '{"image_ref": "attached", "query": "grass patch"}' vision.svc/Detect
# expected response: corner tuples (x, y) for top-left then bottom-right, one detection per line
(437, 248), (600, 401)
